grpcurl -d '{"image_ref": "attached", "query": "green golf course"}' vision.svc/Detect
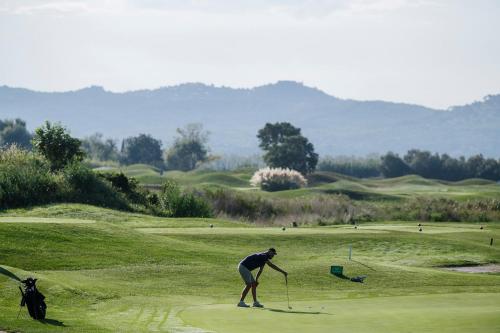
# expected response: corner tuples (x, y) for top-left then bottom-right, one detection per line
(0, 204), (499, 332)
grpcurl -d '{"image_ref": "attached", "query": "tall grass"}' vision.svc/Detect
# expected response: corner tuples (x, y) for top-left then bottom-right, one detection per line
(205, 188), (373, 224)
(387, 197), (500, 222)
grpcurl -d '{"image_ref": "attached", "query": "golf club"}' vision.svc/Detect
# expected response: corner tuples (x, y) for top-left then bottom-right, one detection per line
(17, 286), (24, 319)
(16, 305), (22, 319)
(285, 275), (292, 310)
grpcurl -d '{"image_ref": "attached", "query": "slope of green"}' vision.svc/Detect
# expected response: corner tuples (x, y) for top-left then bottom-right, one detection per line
(0, 204), (499, 332)
(97, 164), (164, 185)
(164, 170), (251, 188)
(267, 174), (500, 201)
(99, 165), (252, 188)
(95, 165), (500, 203)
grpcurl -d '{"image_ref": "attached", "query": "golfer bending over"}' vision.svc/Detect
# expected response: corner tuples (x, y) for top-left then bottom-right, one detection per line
(237, 248), (287, 308)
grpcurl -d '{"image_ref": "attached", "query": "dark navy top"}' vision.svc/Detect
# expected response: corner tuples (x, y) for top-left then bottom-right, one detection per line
(240, 252), (270, 271)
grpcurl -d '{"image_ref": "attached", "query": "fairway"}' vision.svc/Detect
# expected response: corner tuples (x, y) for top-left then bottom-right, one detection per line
(135, 226), (388, 235)
(136, 223), (486, 236)
(0, 205), (499, 332)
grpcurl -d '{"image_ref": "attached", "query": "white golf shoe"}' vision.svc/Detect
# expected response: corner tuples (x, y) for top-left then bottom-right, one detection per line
(237, 301), (250, 307)
(253, 301), (264, 308)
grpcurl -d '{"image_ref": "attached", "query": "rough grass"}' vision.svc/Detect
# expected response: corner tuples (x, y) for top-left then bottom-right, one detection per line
(0, 204), (499, 332)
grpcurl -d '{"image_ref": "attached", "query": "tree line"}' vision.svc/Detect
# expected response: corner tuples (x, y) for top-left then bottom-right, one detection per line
(318, 151), (500, 181)
(0, 119), (212, 171)
(317, 155), (381, 178)
(2, 118), (499, 181)
(380, 150), (500, 181)
(0, 119), (318, 174)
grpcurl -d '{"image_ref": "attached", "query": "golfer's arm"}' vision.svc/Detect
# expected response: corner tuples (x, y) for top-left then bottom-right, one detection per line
(255, 266), (264, 281)
(267, 261), (287, 275)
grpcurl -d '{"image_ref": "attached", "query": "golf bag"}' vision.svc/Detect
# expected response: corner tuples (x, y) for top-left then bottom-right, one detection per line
(19, 278), (47, 320)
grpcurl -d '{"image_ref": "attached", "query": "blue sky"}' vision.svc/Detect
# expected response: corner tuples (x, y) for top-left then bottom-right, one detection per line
(1, 0), (499, 108)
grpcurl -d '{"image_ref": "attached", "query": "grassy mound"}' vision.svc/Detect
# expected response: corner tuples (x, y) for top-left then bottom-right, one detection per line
(101, 165), (253, 188)
(451, 179), (497, 186)
(98, 164), (164, 185)
(306, 171), (359, 186)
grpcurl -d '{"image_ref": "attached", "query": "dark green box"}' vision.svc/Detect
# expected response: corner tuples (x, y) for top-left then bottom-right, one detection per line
(330, 265), (343, 276)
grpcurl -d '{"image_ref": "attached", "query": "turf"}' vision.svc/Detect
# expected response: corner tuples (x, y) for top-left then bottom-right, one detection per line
(0, 204), (499, 332)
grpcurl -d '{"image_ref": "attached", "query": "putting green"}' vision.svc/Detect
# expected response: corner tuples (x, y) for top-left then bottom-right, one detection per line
(179, 293), (500, 333)
(0, 217), (95, 224)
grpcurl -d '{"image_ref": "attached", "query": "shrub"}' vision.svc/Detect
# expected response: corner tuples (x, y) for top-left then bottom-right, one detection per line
(0, 145), (59, 208)
(32, 121), (84, 171)
(250, 167), (307, 192)
(62, 162), (129, 209)
(159, 180), (212, 217)
(206, 188), (277, 221)
(98, 172), (153, 207)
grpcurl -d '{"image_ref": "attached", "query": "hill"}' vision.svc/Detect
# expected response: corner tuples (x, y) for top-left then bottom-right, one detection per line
(1, 82), (499, 156)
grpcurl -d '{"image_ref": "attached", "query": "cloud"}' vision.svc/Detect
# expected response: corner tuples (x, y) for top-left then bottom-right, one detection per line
(267, 0), (442, 19)
(1, 0), (127, 15)
(1, 0), (441, 17)
(8, 1), (88, 15)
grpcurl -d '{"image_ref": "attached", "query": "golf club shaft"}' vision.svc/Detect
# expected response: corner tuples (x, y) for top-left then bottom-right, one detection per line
(285, 276), (290, 308)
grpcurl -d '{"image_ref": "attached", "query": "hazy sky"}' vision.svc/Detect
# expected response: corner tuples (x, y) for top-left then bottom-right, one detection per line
(1, 0), (499, 108)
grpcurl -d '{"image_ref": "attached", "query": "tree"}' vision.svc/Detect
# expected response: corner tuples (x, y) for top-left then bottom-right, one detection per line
(165, 123), (210, 171)
(380, 152), (411, 178)
(257, 122), (318, 174)
(81, 133), (119, 161)
(0, 118), (32, 149)
(32, 121), (84, 171)
(403, 149), (442, 179)
(440, 154), (465, 181)
(478, 158), (500, 180)
(121, 134), (163, 167)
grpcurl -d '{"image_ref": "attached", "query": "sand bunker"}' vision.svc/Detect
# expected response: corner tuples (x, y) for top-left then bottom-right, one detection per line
(444, 264), (500, 273)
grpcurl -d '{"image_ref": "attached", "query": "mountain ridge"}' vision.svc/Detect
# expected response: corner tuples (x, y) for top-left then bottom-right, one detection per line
(0, 81), (498, 157)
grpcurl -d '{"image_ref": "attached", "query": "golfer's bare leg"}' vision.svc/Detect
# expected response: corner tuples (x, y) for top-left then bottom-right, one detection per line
(240, 284), (251, 302)
(251, 282), (257, 302)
